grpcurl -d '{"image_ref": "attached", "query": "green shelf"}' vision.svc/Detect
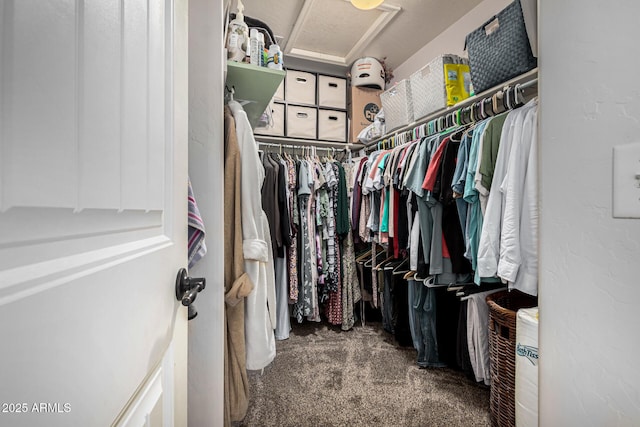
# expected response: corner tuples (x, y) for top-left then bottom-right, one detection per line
(226, 60), (286, 129)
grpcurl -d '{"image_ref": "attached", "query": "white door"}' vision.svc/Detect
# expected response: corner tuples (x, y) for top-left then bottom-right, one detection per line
(0, 0), (189, 426)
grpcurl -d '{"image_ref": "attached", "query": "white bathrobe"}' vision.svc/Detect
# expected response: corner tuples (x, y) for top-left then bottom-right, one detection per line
(228, 100), (276, 370)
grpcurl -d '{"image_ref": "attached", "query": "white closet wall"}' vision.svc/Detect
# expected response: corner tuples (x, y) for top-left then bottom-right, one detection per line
(392, 0), (512, 82)
(188, 0), (225, 426)
(539, 0), (640, 425)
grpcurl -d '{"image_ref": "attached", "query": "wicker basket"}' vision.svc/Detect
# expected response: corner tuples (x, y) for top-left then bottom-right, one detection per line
(486, 290), (538, 427)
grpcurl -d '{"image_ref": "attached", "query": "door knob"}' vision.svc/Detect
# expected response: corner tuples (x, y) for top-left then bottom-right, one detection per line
(175, 268), (206, 320)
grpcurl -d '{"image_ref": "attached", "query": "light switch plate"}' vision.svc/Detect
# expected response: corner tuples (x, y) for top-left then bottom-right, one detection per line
(613, 142), (640, 218)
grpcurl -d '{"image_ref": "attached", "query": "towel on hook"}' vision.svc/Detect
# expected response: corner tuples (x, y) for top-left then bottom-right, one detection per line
(188, 178), (207, 269)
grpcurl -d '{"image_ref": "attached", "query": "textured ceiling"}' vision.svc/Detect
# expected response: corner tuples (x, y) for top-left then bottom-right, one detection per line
(297, 0), (383, 58)
(235, 0), (484, 72)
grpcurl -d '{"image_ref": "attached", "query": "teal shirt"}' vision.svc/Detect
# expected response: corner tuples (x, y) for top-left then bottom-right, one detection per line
(378, 153), (391, 232)
(463, 120), (490, 284)
(404, 137), (431, 198)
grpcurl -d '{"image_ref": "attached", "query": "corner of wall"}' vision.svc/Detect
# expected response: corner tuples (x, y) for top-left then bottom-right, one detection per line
(187, 0), (226, 426)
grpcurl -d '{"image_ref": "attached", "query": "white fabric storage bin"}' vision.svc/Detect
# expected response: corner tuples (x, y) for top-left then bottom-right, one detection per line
(285, 70), (316, 105)
(318, 109), (346, 142)
(380, 79), (413, 131)
(515, 307), (539, 427)
(286, 105), (317, 139)
(410, 55), (448, 119)
(273, 79), (285, 101)
(318, 75), (346, 109)
(410, 54), (470, 119)
(254, 102), (285, 136)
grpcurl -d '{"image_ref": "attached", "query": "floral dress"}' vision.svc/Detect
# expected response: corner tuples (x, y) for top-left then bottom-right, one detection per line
(293, 160), (312, 322)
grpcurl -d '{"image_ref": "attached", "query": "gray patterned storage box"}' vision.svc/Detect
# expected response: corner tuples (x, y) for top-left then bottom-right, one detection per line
(465, 0), (536, 94)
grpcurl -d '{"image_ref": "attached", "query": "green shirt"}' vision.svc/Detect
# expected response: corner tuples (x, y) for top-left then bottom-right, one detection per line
(479, 112), (509, 192)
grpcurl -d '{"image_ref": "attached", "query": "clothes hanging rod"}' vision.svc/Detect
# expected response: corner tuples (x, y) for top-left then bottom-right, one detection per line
(518, 78), (537, 91)
(255, 135), (365, 150)
(364, 68), (538, 149)
(258, 141), (342, 153)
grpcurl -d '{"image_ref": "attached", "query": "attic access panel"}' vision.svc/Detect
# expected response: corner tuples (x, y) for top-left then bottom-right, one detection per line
(285, 0), (401, 66)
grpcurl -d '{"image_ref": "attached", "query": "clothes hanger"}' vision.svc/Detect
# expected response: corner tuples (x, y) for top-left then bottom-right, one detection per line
(459, 285), (508, 300)
(224, 85), (235, 104)
(512, 84), (522, 107)
(481, 98), (491, 117)
(383, 259), (405, 271)
(403, 270), (416, 280)
(501, 87), (509, 111)
(449, 127), (464, 143)
(480, 99), (488, 120)
(364, 249), (388, 268)
(355, 248), (373, 263)
(503, 86), (512, 111)
(508, 85), (522, 109)
(375, 255), (396, 271)
(392, 257), (410, 275)
(459, 107), (467, 125)
(429, 119), (436, 135)
(423, 276), (451, 288)
(492, 91), (502, 115)
(462, 122), (476, 138)
(469, 104), (476, 123)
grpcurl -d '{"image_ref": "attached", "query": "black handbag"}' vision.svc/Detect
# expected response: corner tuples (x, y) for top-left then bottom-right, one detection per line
(464, 0), (536, 94)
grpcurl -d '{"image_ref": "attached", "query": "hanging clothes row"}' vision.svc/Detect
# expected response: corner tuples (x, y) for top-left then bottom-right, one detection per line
(349, 87), (539, 380)
(258, 142), (363, 337)
(371, 77), (537, 152)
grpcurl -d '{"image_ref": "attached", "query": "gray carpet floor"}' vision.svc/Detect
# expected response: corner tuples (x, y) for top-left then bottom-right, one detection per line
(241, 321), (491, 427)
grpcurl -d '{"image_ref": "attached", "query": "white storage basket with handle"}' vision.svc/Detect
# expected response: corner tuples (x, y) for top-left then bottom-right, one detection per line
(380, 79), (413, 132)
